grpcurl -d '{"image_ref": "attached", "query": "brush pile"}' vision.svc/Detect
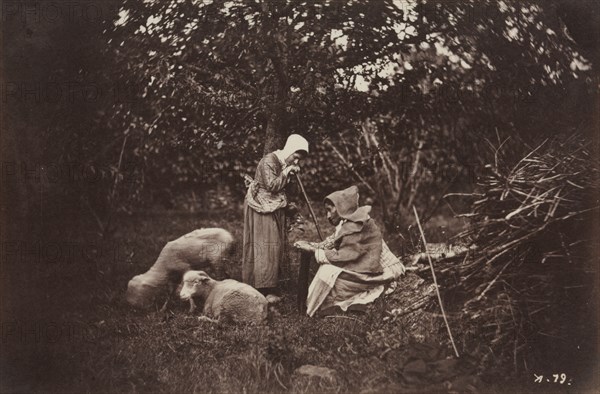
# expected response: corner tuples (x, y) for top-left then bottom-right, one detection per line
(425, 135), (599, 374)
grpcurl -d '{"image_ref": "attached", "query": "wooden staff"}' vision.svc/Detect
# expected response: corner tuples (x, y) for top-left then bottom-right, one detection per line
(295, 173), (324, 241)
(412, 205), (460, 358)
(295, 173), (323, 313)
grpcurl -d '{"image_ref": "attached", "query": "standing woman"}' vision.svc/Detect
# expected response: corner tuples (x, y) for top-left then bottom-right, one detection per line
(243, 134), (309, 302)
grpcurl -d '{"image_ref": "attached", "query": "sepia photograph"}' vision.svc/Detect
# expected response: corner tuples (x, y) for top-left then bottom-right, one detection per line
(1, 0), (599, 392)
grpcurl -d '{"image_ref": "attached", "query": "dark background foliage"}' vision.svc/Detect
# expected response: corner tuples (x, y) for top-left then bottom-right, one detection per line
(4, 1), (598, 222)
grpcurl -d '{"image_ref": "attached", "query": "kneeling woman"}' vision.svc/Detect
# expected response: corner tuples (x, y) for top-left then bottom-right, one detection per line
(295, 185), (405, 316)
(242, 134), (309, 302)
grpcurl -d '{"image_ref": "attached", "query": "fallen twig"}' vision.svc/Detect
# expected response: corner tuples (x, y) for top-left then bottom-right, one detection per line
(324, 315), (366, 325)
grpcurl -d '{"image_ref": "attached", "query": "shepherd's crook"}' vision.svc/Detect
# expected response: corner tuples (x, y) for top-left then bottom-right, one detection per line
(412, 206), (460, 358)
(295, 172), (323, 313)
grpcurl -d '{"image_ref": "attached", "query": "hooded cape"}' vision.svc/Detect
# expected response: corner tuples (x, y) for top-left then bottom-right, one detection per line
(321, 186), (383, 274)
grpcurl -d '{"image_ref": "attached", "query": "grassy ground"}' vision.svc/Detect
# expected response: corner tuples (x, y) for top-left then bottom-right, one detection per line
(1, 207), (569, 393)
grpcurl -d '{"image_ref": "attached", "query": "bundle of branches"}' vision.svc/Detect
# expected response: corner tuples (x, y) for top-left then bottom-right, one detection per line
(426, 134), (599, 375)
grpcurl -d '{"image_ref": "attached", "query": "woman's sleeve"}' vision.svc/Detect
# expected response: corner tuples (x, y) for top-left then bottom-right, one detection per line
(260, 156), (288, 193)
(315, 233), (336, 249)
(324, 237), (364, 266)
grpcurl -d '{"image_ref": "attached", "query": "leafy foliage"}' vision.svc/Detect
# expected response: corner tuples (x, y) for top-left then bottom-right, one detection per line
(89, 0), (596, 219)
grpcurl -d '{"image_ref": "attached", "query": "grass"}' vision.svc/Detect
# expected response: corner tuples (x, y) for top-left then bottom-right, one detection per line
(2, 206), (577, 393)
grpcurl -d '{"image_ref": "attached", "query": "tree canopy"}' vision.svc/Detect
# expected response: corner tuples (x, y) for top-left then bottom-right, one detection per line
(93, 0), (596, 224)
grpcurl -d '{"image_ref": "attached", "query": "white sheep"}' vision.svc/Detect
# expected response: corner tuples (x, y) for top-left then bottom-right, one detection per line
(126, 228), (234, 310)
(179, 270), (268, 324)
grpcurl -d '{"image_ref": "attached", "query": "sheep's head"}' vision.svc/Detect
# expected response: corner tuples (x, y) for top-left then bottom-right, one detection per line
(126, 273), (164, 308)
(180, 270), (213, 300)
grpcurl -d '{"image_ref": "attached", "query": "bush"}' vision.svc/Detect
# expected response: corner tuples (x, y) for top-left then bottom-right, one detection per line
(428, 134), (599, 376)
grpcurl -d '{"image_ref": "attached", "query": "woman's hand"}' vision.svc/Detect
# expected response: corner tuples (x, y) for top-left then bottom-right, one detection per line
(284, 165), (300, 177)
(315, 248), (329, 264)
(294, 240), (315, 252)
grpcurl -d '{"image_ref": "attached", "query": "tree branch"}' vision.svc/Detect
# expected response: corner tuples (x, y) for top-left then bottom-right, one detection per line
(324, 139), (376, 195)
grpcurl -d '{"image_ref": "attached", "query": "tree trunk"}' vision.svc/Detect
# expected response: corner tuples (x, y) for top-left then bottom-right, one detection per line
(262, 53), (289, 153)
(264, 108), (285, 153)
(260, 1), (289, 154)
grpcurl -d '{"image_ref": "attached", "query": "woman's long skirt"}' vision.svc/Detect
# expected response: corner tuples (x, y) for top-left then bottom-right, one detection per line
(242, 201), (286, 289)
